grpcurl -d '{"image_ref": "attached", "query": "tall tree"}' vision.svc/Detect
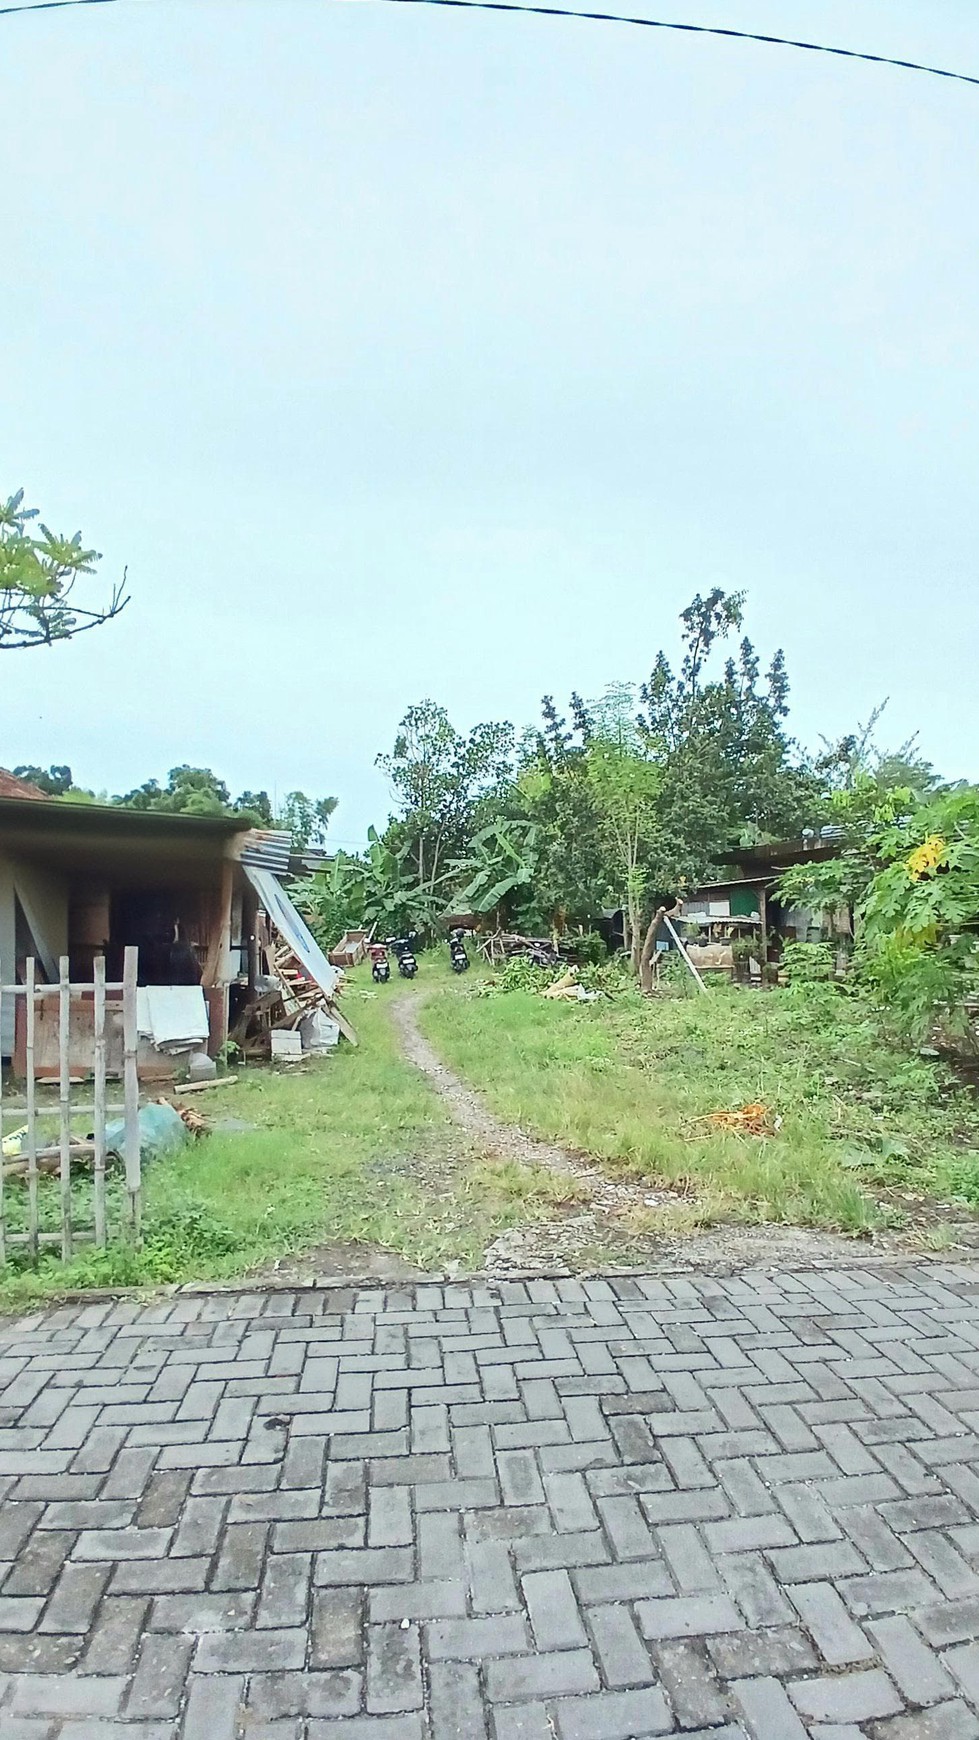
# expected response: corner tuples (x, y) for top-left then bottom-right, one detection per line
(377, 702), (514, 901)
(1, 489), (128, 651)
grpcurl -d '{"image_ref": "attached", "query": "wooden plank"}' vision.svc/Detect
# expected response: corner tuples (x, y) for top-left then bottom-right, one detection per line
(25, 957), (39, 1263)
(59, 956), (72, 1260)
(122, 945), (141, 1238)
(0, 982), (125, 996)
(93, 955), (107, 1250)
(328, 1000), (358, 1047)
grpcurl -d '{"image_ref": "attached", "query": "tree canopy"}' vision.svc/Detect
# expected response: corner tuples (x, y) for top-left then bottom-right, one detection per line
(1, 490), (128, 652)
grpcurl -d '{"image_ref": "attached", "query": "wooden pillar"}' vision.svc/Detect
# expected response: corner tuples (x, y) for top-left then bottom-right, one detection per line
(759, 883), (769, 966)
(202, 859), (235, 1058)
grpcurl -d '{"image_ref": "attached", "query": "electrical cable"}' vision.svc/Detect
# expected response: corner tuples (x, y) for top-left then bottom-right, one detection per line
(0, 0), (977, 92)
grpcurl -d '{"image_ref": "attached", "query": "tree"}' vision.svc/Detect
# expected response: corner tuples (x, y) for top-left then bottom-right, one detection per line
(113, 767), (337, 847)
(12, 764), (75, 796)
(1, 489), (128, 651)
(858, 786), (979, 1042)
(581, 692), (660, 971)
(638, 590), (821, 887)
(377, 702), (514, 901)
(276, 791), (338, 853)
(116, 766), (243, 818)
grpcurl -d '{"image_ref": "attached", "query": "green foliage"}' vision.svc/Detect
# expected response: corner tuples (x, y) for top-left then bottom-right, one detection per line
(571, 931), (609, 967)
(0, 488), (129, 651)
(12, 763), (74, 795)
(857, 786), (979, 1042)
(292, 854), (366, 949)
(447, 820), (539, 917)
(781, 940), (835, 983)
(277, 791), (338, 851)
(377, 701), (514, 902)
(113, 766), (336, 850)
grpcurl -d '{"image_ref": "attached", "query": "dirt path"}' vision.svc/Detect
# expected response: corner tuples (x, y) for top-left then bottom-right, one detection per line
(388, 991), (886, 1275)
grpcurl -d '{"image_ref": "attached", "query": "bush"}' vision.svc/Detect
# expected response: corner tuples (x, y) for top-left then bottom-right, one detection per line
(782, 940), (835, 984)
(569, 931), (609, 966)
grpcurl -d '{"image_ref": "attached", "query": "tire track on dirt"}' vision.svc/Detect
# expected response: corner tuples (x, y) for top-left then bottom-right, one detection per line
(388, 990), (686, 1269)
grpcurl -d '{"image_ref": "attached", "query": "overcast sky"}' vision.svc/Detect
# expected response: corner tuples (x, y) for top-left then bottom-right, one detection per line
(2, 0), (977, 843)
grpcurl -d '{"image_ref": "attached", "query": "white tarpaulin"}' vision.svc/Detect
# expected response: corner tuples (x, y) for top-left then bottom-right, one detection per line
(136, 986), (210, 1052)
(244, 866), (341, 998)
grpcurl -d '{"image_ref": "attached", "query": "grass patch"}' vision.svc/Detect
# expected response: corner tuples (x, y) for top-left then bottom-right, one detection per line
(420, 977), (979, 1234)
(0, 968), (537, 1307)
(467, 1158), (590, 1212)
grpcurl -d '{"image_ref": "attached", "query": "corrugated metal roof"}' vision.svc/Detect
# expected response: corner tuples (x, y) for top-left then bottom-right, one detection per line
(239, 830), (293, 874)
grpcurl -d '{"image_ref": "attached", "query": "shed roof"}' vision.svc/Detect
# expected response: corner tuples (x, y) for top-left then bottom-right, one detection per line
(0, 769), (47, 800)
(0, 794), (248, 838)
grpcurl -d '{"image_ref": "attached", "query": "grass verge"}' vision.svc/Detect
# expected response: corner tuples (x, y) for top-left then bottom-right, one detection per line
(420, 976), (979, 1235)
(0, 969), (550, 1308)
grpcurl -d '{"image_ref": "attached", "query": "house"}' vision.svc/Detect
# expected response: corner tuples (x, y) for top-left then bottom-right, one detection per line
(680, 835), (844, 967)
(0, 785), (343, 1073)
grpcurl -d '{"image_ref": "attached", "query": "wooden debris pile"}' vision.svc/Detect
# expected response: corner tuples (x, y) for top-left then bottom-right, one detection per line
(478, 932), (565, 968)
(231, 912), (357, 1061)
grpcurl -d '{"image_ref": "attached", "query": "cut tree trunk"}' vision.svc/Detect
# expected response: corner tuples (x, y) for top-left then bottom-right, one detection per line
(638, 906), (667, 996)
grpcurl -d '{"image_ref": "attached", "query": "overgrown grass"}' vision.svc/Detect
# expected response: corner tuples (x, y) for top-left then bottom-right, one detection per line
(0, 967), (536, 1307)
(421, 977), (979, 1234)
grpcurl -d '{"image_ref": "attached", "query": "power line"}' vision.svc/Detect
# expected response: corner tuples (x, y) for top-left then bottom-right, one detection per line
(0, 0), (977, 92)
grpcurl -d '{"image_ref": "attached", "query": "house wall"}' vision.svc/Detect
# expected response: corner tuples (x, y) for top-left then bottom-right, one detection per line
(0, 853), (13, 1057)
(0, 850), (70, 1057)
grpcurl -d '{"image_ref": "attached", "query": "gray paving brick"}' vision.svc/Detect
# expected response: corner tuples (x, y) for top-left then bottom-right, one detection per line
(367, 1621), (423, 1713)
(522, 1568), (587, 1651)
(485, 1648), (599, 1701)
(428, 1659), (487, 1740)
(311, 1587), (364, 1668)
(195, 1625), (307, 1673)
(787, 1580), (874, 1666)
(125, 1633), (193, 1716)
(866, 1704), (979, 1740)
(257, 1551), (312, 1629)
(708, 1627), (818, 1680)
(428, 1614), (529, 1661)
(788, 1669), (902, 1723)
(12, 1267), (979, 1740)
(869, 1614), (957, 1703)
(10, 1675), (126, 1716)
(733, 1676), (809, 1740)
(181, 1673), (247, 1740)
(247, 1667), (362, 1717)
(636, 1594), (743, 1639)
(553, 1687), (673, 1740)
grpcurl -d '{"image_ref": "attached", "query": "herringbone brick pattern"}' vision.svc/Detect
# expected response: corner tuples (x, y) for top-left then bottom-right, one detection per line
(4, 1267), (979, 1736)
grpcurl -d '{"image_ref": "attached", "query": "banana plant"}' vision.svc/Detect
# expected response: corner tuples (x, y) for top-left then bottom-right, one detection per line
(447, 821), (540, 919)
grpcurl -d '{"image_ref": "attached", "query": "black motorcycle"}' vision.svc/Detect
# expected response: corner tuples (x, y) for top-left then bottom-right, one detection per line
(449, 928), (470, 974)
(388, 935), (418, 979)
(369, 943), (390, 984)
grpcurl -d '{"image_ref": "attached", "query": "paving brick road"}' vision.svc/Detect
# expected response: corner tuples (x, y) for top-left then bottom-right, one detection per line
(6, 1266), (979, 1736)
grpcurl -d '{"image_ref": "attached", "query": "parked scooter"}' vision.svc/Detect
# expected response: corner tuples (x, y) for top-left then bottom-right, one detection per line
(369, 942), (390, 984)
(448, 928), (470, 974)
(388, 935), (418, 979)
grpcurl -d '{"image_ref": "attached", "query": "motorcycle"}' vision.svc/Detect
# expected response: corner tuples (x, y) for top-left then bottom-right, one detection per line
(448, 928), (470, 974)
(388, 935), (418, 979)
(369, 942), (390, 984)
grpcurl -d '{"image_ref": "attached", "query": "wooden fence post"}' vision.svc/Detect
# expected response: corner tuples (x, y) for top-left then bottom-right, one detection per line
(122, 946), (141, 1238)
(26, 957), (38, 1263)
(93, 955), (107, 1250)
(59, 956), (72, 1259)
